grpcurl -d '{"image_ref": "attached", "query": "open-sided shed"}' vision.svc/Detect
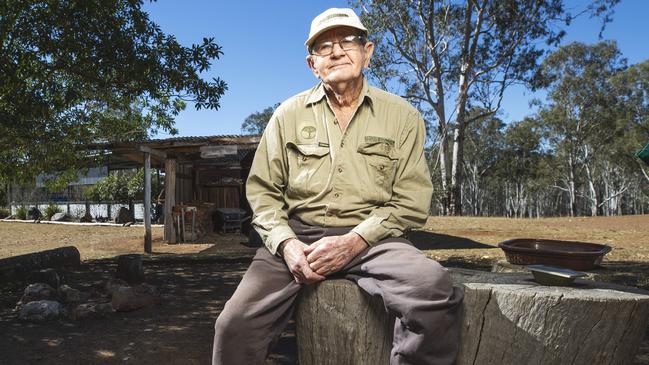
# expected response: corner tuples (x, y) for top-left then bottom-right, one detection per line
(100, 134), (260, 251)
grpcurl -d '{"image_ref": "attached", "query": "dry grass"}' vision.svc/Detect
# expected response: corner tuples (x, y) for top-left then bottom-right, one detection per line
(0, 221), (251, 261)
(1, 215), (647, 263)
(420, 215), (649, 263)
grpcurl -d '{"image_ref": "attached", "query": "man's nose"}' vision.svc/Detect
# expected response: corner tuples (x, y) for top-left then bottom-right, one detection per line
(331, 42), (346, 57)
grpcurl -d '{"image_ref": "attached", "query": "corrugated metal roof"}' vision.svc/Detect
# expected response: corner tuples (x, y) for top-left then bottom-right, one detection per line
(144, 134), (260, 143)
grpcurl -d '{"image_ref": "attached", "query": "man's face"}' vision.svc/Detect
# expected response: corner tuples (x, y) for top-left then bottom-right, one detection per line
(306, 26), (374, 85)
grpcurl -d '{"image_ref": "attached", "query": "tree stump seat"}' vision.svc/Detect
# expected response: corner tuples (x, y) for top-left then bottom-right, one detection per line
(295, 269), (649, 365)
(116, 254), (145, 284)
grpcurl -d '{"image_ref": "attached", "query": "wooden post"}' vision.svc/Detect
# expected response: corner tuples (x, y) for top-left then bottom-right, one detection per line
(164, 158), (177, 243)
(143, 152), (152, 253)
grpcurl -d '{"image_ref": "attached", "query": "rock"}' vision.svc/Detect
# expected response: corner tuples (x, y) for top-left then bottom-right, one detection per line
(79, 213), (93, 223)
(104, 279), (129, 296)
(50, 212), (72, 222)
(58, 284), (86, 303)
(111, 283), (160, 312)
(19, 300), (63, 322)
(115, 207), (133, 224)
(20, 283), (57, 304)
(71, 302), (114, 320)
(28, 269), (61, 289)
(27, 207), (42, 220)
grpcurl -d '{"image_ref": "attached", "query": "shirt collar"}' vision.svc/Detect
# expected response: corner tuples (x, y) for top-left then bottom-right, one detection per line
(305, 77), (374, 111)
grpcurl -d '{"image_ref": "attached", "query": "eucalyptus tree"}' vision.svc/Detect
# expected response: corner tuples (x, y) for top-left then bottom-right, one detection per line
(0, 0), (227, 185)
(461, 110), (504, 216)
(538, 41), (626, 216)
(498, 117), (548, 217)
(353, 0), (619, 215)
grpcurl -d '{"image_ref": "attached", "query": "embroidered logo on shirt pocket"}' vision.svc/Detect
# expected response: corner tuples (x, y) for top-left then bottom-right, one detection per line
(286, 142), (330, 198)
(357, 141), (398, 203)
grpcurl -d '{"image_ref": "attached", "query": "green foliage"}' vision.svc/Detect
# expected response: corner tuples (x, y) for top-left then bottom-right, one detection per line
(15, 206), (27, 220)
(0, 207), (10, 219)
(354, 0), (620, 215)
(84, 169), (147, 203)
(0, 0), (227, 185)
(241, 103), (280, 135)
(43, 203), (63, 220)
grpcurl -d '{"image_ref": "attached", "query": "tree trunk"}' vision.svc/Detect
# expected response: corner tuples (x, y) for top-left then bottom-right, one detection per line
(116, 254), (145, 284)
(295, 270), (649, 365)
(295, 280), (394, 365)
(453, 269), (649, 365)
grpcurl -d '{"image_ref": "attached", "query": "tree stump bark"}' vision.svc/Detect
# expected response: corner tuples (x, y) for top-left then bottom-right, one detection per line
(295, 279), (394, 365)
(452, 268), (649, 365)
(294, 270), (649, 365)
(116, 254), (145, 284)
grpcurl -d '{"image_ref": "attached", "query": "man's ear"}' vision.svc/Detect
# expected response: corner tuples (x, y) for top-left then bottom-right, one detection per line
(362, 41), (374, 69)
(306, 55), (320, 78)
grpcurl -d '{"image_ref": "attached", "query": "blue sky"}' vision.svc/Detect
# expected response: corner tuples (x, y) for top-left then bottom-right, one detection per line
(143, 0), (649, 138)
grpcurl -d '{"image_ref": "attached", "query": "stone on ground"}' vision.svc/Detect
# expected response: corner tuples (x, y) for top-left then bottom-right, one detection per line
(19, 300), (63, 322)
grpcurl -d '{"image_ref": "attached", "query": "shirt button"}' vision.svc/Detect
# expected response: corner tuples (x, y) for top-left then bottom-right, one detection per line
(338, 167), (343, 173)
(334, 193), (340, 198)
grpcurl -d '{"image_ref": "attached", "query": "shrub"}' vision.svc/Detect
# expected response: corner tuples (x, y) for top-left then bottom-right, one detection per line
(15, 206), (27, 220)
(44, 203), (63, 220)
(0, 207), (10, 219)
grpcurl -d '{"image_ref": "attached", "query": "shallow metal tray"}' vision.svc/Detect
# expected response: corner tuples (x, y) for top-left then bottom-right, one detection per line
(527, 264), (587, 286)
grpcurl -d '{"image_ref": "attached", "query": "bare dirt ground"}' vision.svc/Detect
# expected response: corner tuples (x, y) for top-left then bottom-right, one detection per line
(0, 215), (648, 364)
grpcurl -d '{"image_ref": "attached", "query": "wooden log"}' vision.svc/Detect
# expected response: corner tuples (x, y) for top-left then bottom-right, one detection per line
(0, 246), (80, 282)
(116, 254), (145, 284)
(295, 279), (394, 365)
(295, 270), (649, 365)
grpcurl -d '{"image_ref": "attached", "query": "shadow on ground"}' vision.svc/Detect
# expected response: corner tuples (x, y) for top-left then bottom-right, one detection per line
(408, 230), (496, 250)
(1, 253), (648, 364)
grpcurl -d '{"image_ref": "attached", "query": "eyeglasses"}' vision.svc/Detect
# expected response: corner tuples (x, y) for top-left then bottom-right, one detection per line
(310, 35), (367, 57)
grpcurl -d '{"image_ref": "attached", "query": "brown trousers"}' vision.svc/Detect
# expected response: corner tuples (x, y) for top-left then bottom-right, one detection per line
(212, 220), (463, 365)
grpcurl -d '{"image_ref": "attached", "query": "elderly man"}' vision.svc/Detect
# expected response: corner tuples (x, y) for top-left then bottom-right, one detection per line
(213, 8), (463, 365)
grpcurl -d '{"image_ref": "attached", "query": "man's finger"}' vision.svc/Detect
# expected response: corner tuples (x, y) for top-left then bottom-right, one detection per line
(303, 241), (322, 255)
(303, 264), (326, 281)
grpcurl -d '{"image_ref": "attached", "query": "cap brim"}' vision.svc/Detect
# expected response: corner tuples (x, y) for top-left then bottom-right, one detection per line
(304, 24), (368, 47)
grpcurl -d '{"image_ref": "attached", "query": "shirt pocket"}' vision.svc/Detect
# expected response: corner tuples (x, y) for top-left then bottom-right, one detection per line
(286, 142), (331, 198)
(357, 141), (399, 203)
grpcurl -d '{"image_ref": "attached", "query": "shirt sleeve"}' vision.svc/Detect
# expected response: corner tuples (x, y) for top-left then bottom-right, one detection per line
(246, 110), (296, 255)
(351, 110), (433, 244)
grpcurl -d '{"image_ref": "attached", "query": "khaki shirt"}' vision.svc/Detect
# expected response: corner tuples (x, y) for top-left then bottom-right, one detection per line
(247, 78), (433, 254)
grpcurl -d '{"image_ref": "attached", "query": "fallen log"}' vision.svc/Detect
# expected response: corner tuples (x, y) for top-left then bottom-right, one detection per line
(0, 246), (80, 282)
(295, 268), (649, 365)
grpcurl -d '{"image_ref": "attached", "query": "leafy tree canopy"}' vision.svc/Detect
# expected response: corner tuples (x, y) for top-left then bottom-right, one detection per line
(0, 0), (227, 184)
(241, 103), (279, 135)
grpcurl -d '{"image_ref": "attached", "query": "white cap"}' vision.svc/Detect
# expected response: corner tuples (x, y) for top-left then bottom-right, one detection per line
(305, 8), (368, 48)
